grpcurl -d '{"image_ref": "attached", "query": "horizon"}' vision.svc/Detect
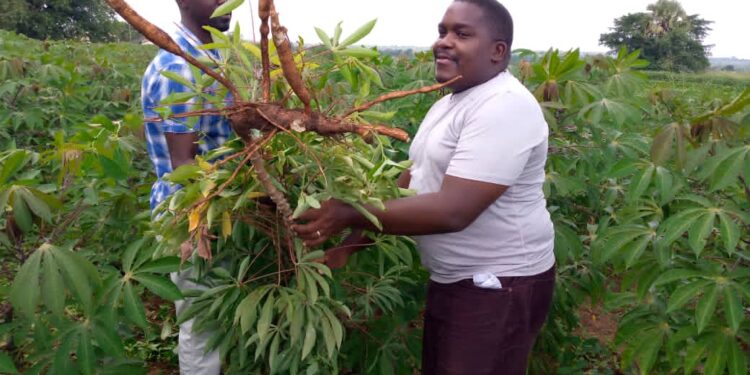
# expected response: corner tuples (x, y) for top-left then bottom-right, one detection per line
(124, 0), (750, 59)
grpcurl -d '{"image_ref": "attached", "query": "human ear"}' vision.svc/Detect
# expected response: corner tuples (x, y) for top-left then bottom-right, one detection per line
(490, 41), (508, 64)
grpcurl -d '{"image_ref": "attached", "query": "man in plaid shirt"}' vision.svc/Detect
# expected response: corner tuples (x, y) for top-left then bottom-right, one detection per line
(141, 1), (233, 373)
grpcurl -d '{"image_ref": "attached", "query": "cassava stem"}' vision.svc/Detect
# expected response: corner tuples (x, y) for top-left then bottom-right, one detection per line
(105, 0), (240, 100)
(259, 0), (271, 102)
(269, 2), (313, 114)
(250, 153), (293, 226)
(343, 75), (463, 118)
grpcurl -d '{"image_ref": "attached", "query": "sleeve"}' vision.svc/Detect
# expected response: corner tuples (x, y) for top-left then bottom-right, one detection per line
(445, 92), (547, 186)
(145, 62), (199, 134)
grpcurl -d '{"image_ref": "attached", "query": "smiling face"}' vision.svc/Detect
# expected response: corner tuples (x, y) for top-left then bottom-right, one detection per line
(178, 0), (233, 34)
(433, 2), (508, 93)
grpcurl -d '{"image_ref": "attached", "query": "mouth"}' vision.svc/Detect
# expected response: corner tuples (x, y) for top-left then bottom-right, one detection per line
(434, 52), (456, 65)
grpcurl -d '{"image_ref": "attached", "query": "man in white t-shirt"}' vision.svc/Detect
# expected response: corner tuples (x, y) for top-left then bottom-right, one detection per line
(294, 0), (555, 373)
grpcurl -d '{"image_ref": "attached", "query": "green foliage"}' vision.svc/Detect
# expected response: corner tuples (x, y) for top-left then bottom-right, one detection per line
(599, 0), (712, 72)
(0, 0), (136, 42)
(1, 16), (750, 375)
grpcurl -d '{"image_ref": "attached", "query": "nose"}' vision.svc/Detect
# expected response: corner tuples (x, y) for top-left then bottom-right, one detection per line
(433, 34), (453, 52)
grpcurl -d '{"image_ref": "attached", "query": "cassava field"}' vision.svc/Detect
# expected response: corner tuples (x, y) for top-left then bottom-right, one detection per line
(1, 7), (749, 374)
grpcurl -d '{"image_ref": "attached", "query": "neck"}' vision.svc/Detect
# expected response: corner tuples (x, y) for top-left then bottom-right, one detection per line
(181, 18), (212, 44)
(452, 67), (505, 94)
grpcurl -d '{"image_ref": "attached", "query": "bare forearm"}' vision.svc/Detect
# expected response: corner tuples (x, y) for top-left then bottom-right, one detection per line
(347, 192), (466, 236)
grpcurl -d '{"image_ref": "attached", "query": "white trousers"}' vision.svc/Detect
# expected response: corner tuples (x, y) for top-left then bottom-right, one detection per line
(171, 270), (221, 375)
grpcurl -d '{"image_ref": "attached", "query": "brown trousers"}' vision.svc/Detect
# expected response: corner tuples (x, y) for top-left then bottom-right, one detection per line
(421, 265), (555, 375)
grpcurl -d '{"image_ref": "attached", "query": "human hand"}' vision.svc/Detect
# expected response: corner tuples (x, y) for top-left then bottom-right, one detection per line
(293, 199), (357, 247)
(320, 246), (354, 270)
(314, 230), (371, 269)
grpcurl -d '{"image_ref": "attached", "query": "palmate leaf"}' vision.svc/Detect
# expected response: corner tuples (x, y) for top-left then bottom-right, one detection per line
(626, 163), (655, 203)
(688, 211), (716, 256)
(695, 284), (719, 333)
(717, 212), (741, 255)
(593, 224), (654, 265)
(703, 334), (727, 375)
(723, 286), (743, 333)
(704, 145), (749, 192)
(132, 273), (183, 301)
(656, 207), (705, 250)
(9, 249), (42, 317)
(666, 279), (711, 313)
(651, 122), (688, 167)
(579, 98), (641, 126)
(0, 351), (19, 374)
(727, 338), (747, 375)
(633, 327), (665, 374)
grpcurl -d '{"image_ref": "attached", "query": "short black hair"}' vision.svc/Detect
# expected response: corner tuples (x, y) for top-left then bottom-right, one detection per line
(455, 0), (513, 48)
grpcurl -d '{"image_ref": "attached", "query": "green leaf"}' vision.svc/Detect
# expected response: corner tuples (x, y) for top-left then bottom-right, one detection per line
(708, 147), (747, 192)
(351, 202), (382, 230)
(136, 257), (181, 274)
(211, 0), (244, 18)
(333, 22), (343, 45)
(301, 322), (316, 360)
(9, 249), (42, 316)
(314, 27), (332, 49)
(339, 19), (377, 48)
(41, 251), (64, 316)
(77, 328), (95, 375)
(724, 286), (744, 333)
(688, 212), (716, 256)
(0, 150), (32, 184)
(622, 233), (652, 268)
(651, 123), (676, 165)
(122, 239), (145, 273)
(132, 274), (183, 301)
(684, 335), (709, 374)
(123, 281), (148, 329)
(12, 192), (32, 232)
(0, 351), (19, 374)
(634, 329), (663, 374)
(161, 70), (195, 89)
(727, 339), (747, 375)
(593, 225), (649, 264)
(626, 164), (654, 202)
(657, 208), (704, 249)
(164, 164), (203, 183)
(321, 313), (336, 358)
(704, 337), (727, 375)
(335, 47), (379, 59)
(718, 212), (740, 254)
(257, 293), (275, 343)
(92, 319), (125, 358)
(16, 188), (52, 223)
(652, 269), (704, 287)
(290, 306), (304, 345)
(52, 247), (94, 312)
(695, 285), (719, 334)
(667, 279), (710, 313)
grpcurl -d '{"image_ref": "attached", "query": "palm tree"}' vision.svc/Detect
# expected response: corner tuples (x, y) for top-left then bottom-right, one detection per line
(646, 0), (688, 36)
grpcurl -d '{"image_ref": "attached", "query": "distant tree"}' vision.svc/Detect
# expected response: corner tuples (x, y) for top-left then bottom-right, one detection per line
(0, 0), (134, 42)
(599, 0), (712, 72)
(721, 65), (735, 72)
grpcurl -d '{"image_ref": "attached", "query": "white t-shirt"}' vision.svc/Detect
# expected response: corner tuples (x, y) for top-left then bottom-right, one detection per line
(408, 71), (555, 283)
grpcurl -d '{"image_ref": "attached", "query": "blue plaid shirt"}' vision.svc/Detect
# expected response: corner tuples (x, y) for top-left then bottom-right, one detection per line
(142, 26), (233, 210)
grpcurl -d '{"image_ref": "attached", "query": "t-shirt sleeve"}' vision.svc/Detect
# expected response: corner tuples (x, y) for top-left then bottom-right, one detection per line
(446, 92), (547, 186)
(144, 62), (198, 134)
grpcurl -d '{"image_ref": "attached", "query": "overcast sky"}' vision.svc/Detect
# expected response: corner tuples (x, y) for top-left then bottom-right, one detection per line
(126, 0), (749, 59)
